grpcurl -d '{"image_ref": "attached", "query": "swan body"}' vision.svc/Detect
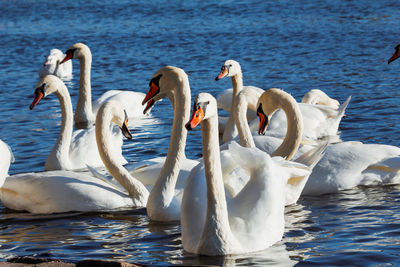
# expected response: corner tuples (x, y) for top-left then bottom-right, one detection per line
(0, 100), (148, 213)
(216, 60), (350, 143)
(302, 141), (400, 195)
(60, 43), (147, 129)
(181, 93), (312, 255)
(0, 139), (13, 187)
(30, 75), (126, 171)
(39, 49), (73, 80)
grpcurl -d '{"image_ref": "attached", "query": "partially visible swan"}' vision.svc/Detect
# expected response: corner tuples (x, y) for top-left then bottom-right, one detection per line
(0, 139), (13, 187)
(215, 59), (263, 142)
(30, 75), (126, 171)
(0, 100), (148, 213)
(129, 66), (198, 222)
(301, 89), (339, 109)
(302, 141), (400, 195)
(388, 43), (400, 64)
(216, 60), (350, 143)
(60, 42), (147, 129)
(181, 92), (313, 255)
(39, 48), (72, 80)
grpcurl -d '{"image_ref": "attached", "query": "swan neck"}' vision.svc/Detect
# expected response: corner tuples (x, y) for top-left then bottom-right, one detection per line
(147, 76), (191, 219)
(271, 93), (303, 160)
(95, 109), (148, 205)
(76, 51), (94, 128)
(45, 85), (74, 170)
(234, 92), (255, 148)
(198, 114), (232, 251)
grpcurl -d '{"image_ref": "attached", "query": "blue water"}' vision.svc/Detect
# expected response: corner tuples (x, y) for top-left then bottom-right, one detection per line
(1, 0), (400, 265)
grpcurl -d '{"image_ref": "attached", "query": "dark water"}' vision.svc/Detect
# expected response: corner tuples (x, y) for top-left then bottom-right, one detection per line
(1, 0), (400, 265)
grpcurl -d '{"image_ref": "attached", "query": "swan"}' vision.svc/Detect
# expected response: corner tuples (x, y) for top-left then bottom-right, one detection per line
(30, 75), (126, 171)
(0, 139), (13, 187)
(216, 59), (350, 143)
(128, 66), (198, 222)
(302, 141), (400, 195)
(38, 49), (73, 80)
(301, 89), (339, 109)
(60, 42), (147, 129)
(181, 92), (314, 255)
(0, 100), (149, 213)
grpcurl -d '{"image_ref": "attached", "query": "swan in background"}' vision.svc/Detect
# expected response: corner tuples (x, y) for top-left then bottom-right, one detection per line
(0, 139), (13, 187)
(60, 42), (147, 129)
(181, 93), (314, 255)
(30, 75), (126, 171)
(216, 59), (350, 143)
(0, 100), (148, 213)
(215, 59), (263, 142)
(301, 89), (339, 109)
(128, 66), (198, 222)
(38, 48), (72, 80)
(302, 141), (400, 195)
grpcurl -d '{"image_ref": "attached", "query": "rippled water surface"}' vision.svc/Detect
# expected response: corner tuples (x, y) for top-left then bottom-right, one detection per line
(1, 0), (400, 265)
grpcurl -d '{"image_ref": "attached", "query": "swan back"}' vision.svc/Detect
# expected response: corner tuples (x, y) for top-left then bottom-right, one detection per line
(301, 89), (339, 109)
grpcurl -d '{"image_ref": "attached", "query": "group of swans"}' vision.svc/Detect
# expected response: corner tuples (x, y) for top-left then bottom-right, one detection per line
(1, 43), (400, 255)
(215, 59), (350, 144)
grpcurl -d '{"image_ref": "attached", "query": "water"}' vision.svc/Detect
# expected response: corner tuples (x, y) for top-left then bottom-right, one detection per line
(1, 0), (400, 265)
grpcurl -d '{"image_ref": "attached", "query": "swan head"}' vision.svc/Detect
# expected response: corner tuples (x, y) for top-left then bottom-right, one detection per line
(30, 75), (64, 110)
(256, 88), (285, 135)
(43, 49), (64, 66)
(60, 42), (91, 64)
(142, 66), (188, 113)
(215, 59), (241, 80)
(185, 93), (217, 130)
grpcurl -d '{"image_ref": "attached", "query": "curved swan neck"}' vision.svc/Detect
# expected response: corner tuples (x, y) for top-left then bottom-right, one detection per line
(147, 73), (191, 220)
(45, 84), (74, 171)
(268, 90), (303, 160)
(75, 48), (94, 129)
(198, 112), (233, 253)
(95, 105), (148, 206)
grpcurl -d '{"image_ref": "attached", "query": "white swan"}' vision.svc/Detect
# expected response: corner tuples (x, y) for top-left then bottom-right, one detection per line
(0, 139), (13, 187)
(129, 66), (198, 222)
(216, 59), (350, 143)
(38, 48), (73, 80)
(30, 75), (126, 171)
(0, 100), (148, 213)
(181, 92), (313, 255)
(301, 89), (339, 109)
(60, 42), (147, 129)
(302, 141), (400, 195)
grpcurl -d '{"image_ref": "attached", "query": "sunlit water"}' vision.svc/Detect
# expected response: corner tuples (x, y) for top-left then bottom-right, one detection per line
(1, 0), (400, 265)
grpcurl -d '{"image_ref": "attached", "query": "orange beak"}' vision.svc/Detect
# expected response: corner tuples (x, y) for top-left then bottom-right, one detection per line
(121, 112), (132, 140)
(142, 81), (160, 105)
(257, 110), (268, 135)
(143, 99), (154, 114)
(215, 67), (228, 81)
(30, 88), (44, 110)
(60, 51), (73, 64)
(185, 106), (205, 130)
(388, 49), (400, 64)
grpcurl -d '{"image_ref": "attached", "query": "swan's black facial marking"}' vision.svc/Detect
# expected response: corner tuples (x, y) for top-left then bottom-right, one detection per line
(257, 103), (269, 135)
(60, 48), (77, 64)
(30, 83), (47, 110)
(120, 110), (132, 140)
(193, 101), (210, 116)
(142, 74), (163, 106)
(185, 100), (210, 131)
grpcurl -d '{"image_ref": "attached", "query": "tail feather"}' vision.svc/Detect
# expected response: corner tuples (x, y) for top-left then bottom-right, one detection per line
(294, 141), (328, 169)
